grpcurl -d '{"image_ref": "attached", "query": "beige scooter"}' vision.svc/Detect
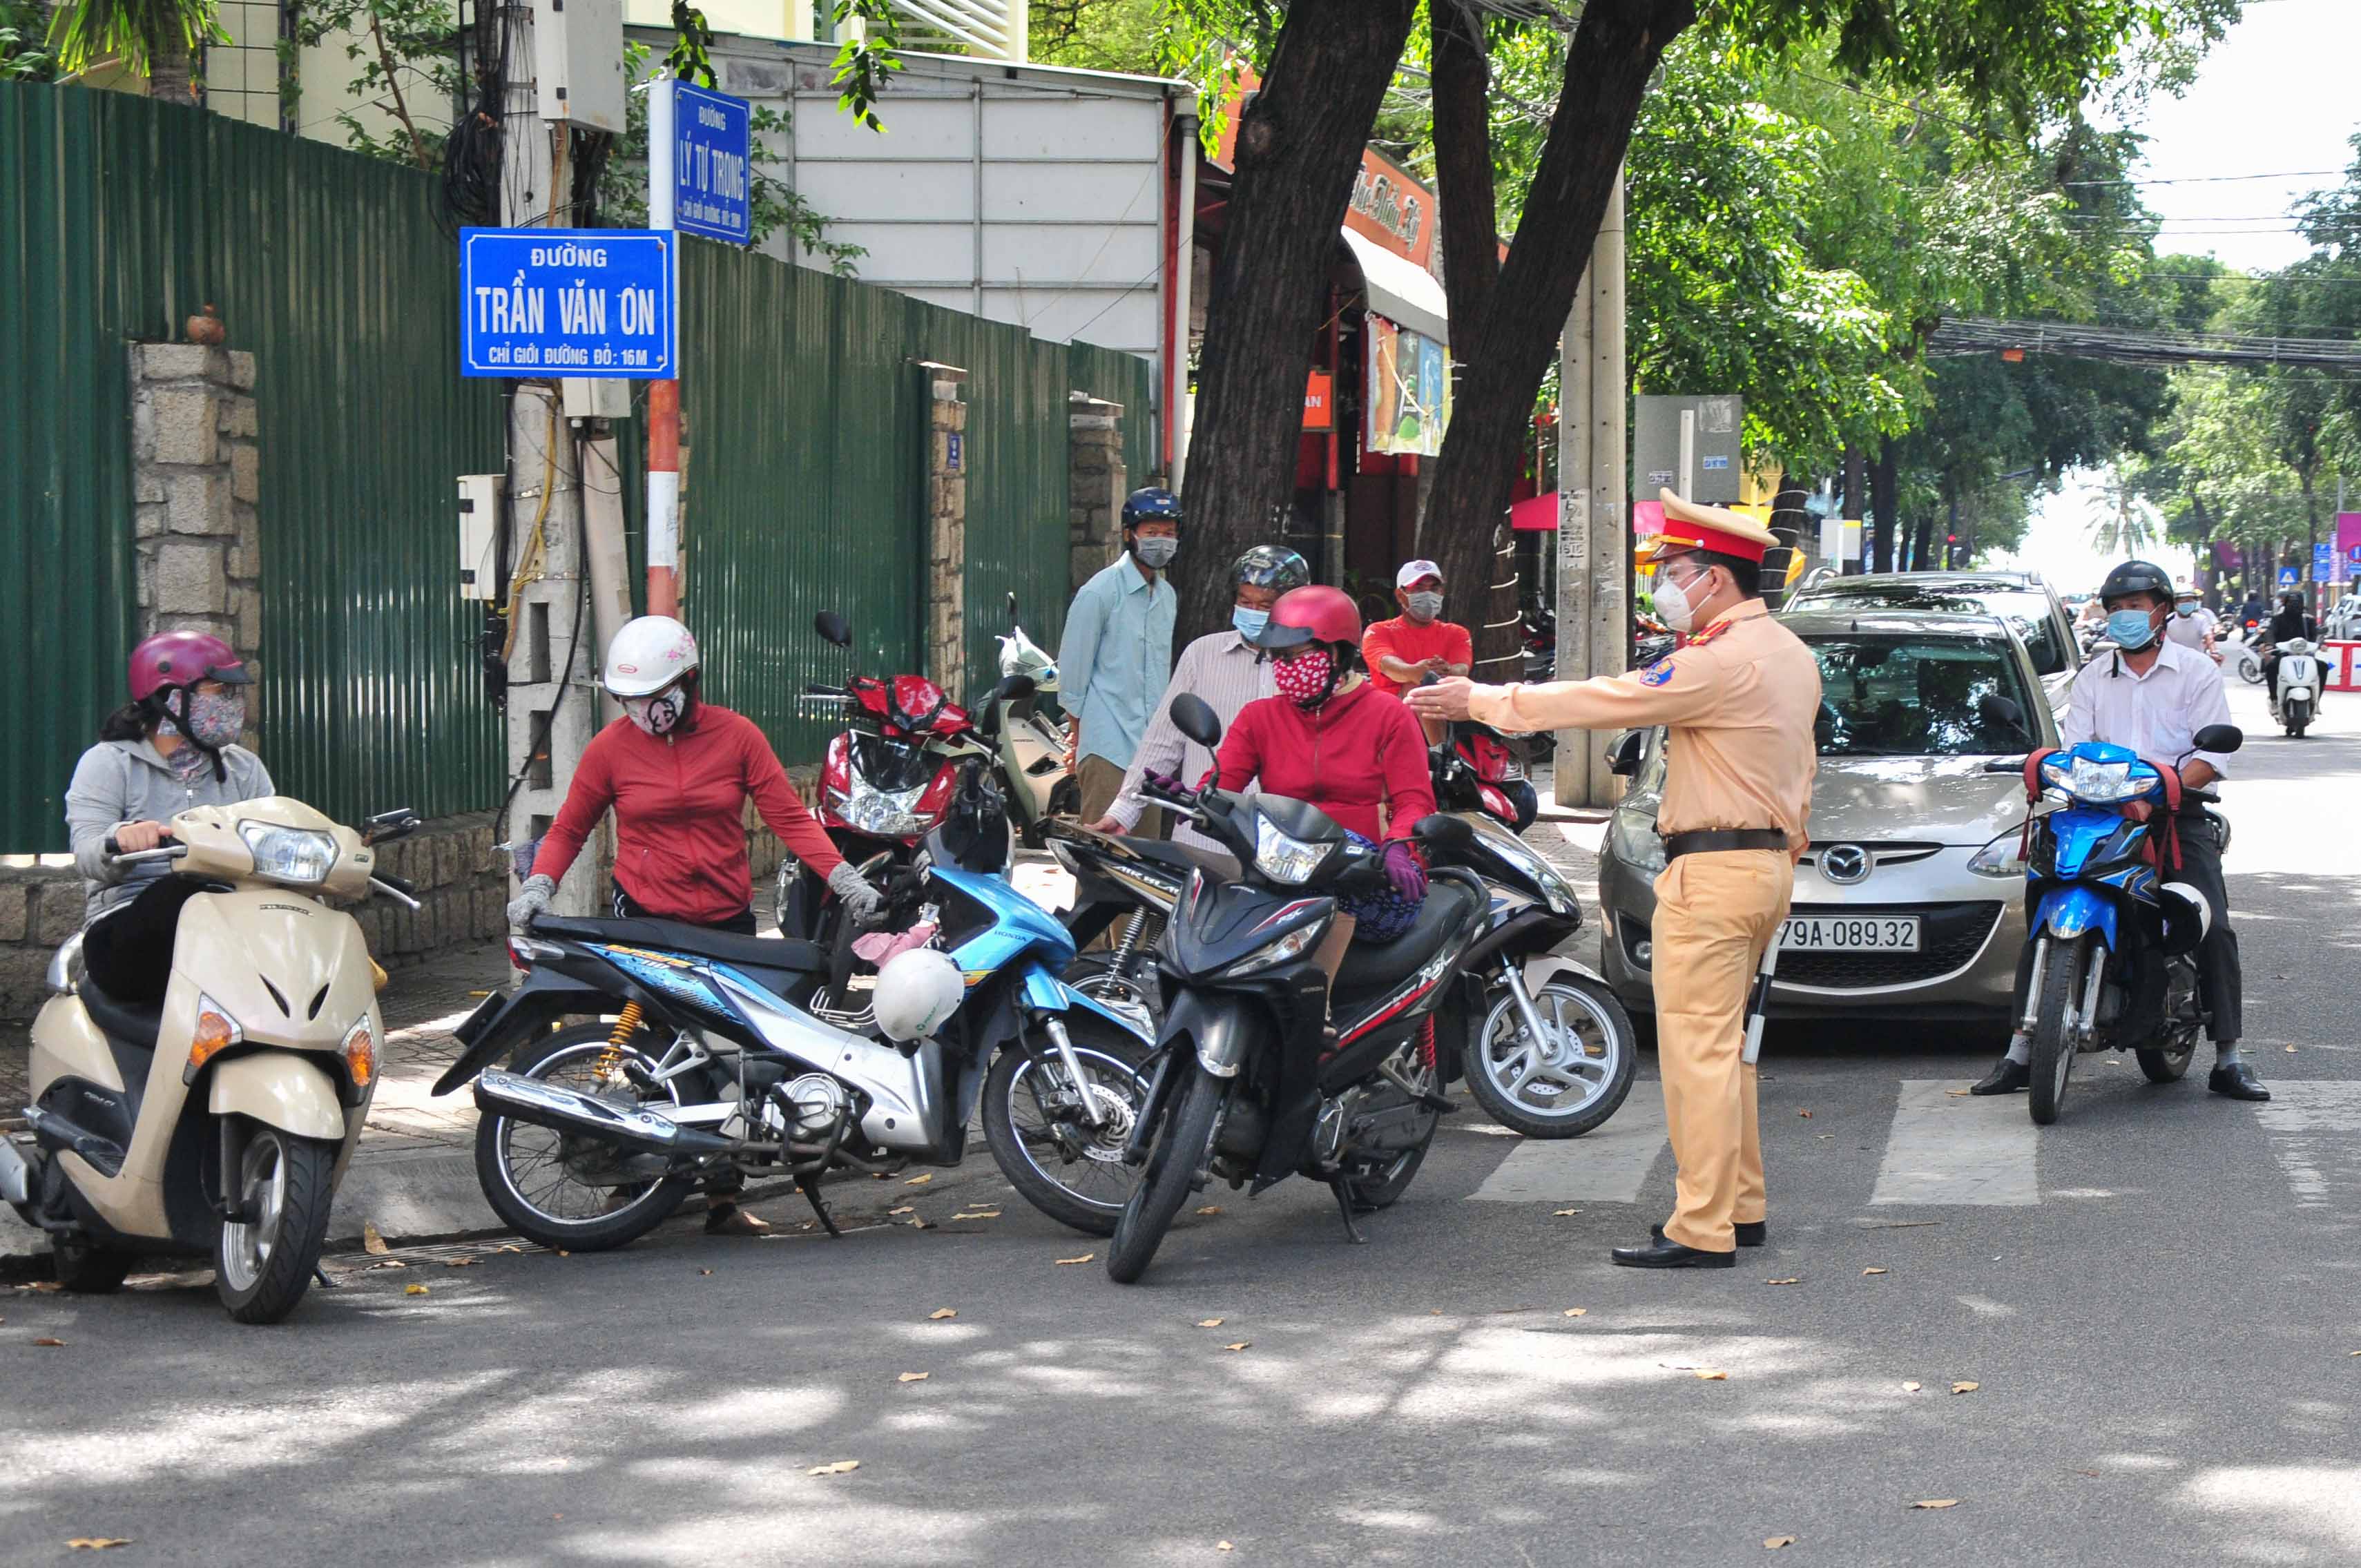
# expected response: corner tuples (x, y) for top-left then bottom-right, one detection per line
(994, 593), (1077, 846)
(0, 798), (420, 1322)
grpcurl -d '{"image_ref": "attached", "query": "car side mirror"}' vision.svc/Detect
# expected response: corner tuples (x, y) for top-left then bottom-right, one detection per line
(2193, 723), (2243, 755)
(1170, 693), (1223, 750)
(1606, 730), (1645, 777)
(815, 610), (852, 648)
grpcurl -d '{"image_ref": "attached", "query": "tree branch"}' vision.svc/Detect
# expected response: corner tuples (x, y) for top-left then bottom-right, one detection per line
(365, 5), (432, 169)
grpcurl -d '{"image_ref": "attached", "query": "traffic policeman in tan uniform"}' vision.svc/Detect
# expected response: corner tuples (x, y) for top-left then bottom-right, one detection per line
(1411, 492), (1820, 1268)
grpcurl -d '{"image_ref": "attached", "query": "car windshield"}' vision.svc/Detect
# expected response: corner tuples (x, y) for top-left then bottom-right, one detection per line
(1806, 635), (2038, 757)
(1794, 584), (2065, 675)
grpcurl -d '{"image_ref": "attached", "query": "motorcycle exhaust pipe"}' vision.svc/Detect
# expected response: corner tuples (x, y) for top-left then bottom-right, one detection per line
(473, 1070), (736, 1158)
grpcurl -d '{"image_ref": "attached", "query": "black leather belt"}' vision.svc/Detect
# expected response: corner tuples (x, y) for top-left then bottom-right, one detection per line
(1661, 829), (1789, 860)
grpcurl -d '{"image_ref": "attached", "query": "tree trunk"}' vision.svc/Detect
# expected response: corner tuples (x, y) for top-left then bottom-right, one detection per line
(1173, 0), (1420, 642)
(149, 41), (197, 106)
(1428, 1), (1498, 338)
(1422, 0), (1695, 675)
(1910, 509), (1936, 574)
(1869, 443), (1899, 573)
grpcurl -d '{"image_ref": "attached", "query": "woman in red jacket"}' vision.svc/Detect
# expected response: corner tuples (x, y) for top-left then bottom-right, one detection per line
(1211, 586), (1436, 949)
(505, 616), (884, 1234)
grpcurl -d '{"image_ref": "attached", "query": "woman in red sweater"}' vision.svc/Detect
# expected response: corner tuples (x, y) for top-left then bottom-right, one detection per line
(504, 616), (884, 1233)
(1212, 587), (1436, 950)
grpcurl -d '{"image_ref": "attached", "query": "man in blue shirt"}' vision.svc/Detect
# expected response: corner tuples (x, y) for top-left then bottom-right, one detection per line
(1061, 487), (1181, 827)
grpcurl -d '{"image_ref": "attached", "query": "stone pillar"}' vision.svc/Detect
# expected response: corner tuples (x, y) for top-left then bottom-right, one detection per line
(130, 343), (262, 740)
(1069, 394), (1126, 594)
(921, 362), (970, 701)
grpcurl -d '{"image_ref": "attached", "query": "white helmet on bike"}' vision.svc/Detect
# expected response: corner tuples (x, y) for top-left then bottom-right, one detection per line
(604, 616), (700, 699)
(873, 947), (965, 1043)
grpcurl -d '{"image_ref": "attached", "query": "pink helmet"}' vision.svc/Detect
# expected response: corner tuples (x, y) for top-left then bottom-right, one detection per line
(129, 630), (250, 704)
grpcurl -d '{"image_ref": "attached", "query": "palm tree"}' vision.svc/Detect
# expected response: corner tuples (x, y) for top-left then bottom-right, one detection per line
(46, 0), (227, 105)
(2085, 469), (2158, 558)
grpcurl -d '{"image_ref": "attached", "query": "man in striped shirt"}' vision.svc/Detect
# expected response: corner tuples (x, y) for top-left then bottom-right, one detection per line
(1090, 545), (1310, 854)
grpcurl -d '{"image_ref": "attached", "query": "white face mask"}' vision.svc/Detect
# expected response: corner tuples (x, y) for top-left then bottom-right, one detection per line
(1655, 568), (1702, 635)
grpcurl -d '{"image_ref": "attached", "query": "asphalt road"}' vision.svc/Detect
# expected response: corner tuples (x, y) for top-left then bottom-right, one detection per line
(6, 679), (2359, 1567)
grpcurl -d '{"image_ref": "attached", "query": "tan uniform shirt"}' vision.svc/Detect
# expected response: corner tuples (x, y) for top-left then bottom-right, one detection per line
(1465, 601), (1822, 853)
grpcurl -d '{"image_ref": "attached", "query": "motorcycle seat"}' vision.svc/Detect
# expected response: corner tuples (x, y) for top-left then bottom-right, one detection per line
(530, 915), (831, 976)
(79, 980), (164, 1053)
(1331, 880), (1482, 1002)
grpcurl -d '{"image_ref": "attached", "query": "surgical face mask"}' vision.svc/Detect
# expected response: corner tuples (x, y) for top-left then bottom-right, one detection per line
(1232, 604), (1271, 639)
(1132, 534), (1179, 570)
(624, 686), (688, 737)
(2107, 607), (2161, 651)
(1653, 569), (1702, 635)
(1405, 590), (1445, 621)
(159, 688), (245, 751)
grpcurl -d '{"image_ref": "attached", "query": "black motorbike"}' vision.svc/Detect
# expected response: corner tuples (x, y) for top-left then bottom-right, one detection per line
(1105, 695), (1490, 1284)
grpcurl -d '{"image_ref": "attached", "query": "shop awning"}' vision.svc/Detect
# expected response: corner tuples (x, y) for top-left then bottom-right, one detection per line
(1510, 492), (1559, 532)
(1341, 227), (1449, 345)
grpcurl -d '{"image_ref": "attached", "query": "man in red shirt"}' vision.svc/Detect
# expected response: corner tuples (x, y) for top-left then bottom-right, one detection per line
(1364, 559), (1473, 707)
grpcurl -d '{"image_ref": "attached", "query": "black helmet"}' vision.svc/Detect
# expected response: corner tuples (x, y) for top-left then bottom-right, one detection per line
(2097, 559), (2173, 606)
(1231, 545), (1309, 594)
(1121, 487), (1182, 532)
(2283, 587), (2306, 607)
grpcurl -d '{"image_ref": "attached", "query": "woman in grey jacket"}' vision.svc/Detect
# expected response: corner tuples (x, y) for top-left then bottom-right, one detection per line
(64, 631), (273, 1002)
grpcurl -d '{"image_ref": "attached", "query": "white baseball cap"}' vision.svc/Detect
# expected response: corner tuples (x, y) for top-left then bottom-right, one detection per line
(1396, 559), (1444, 590)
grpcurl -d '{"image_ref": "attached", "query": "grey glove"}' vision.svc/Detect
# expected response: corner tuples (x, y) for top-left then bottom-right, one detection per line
(826, 861), (888, 929)
(505, 873), (557, 931)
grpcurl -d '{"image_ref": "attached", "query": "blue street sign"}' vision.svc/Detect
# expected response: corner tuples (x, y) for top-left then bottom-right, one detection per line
(2315, 542), (2334, 578)
(672, 81), (752, 245)
(460, 229), (675, 379)
(2277, 565), (2300, 588)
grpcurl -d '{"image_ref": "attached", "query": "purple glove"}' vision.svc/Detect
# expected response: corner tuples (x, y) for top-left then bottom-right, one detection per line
(1144, 769), (1184, 796)
(1380, 840), (1427, 902)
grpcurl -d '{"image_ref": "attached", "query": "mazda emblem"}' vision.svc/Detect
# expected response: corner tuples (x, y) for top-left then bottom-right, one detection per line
(1820, 844), (1871, 884)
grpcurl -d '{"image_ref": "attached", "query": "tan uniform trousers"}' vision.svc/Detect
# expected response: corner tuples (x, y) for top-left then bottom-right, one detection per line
(1650, 849), (1794, 1253)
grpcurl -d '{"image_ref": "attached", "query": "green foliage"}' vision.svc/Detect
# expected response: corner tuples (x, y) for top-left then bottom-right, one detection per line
(666, 0), (718, 88)
(1032, 0), (1167, 72)
(830, 0), (903, 133)
(281, 0), (460, 168)
(44, 0), (225, 79)
(1, 0), (59, 78)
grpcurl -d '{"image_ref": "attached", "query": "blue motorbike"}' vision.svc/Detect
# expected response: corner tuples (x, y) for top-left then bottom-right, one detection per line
(1989, 725), (2240, 1125)
(432, 836), (1153, 1250)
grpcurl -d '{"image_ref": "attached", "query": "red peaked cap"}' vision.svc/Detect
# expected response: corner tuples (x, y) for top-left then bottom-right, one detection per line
(1635, 489), (1777, 567)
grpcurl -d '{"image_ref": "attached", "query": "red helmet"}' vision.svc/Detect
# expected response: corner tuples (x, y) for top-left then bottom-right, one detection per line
(129, 630), (250, 704)
(1251, 585), (1361, 653)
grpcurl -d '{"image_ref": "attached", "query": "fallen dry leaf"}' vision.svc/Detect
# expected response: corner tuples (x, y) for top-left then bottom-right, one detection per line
(1951, 1382), (1979, 1395)
(1693, 1369), (1729, 1381)
(494, 1244), (523, 1254)
(1765, 1277), (1800, 1286)
(698, 1268), (713, 1277)
(898, 1372), (929, 1383)
(1863, 1267), (1888, 1276)
(363, 1221), (389, 1256)
(1764, 1537), (1797, 1550)
(33, 1337), (65, 1347)
(367, 1260), (407, 1270)
(1798, 1110), (1813, 1119)
(66, 1540), (133, 1551)
(1196, 1206), (1222, 1216)
(1903, 1381), (1922, 1393)
(1056, 1252), (1095, 1266)
(1198, 1318), (1226, 1328)
(1563, 1308), (1587, 1317)
(443, 1257), (478, 1269)
(904, 1174), (934, 1186)
(27, 1281), (64, 1293)
(403, 1284), (430, 1297)
(951, 1211), (1001, 1221)
(1910, 1499), (1960, 1510)
(555, 1250), (570, 1257)
(887, 1206), (916, 1216)
(906, 1218), (931, 1230)
(1551, 1208), (1582, 1217)
(1945, 1088), (1972, 1097)
(2286, 1044), (2297, 1053)
(928, 1308), (957, 1321)
(1217, 1544), (1233, 1554)
(808, 1460), (861, 1476)
(1224, 1342), (1251, 1353)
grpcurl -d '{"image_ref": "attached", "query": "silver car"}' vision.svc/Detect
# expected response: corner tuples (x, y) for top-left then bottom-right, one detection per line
(1784, 570), (2081, 711)
(1596, 609), (2057, 1023)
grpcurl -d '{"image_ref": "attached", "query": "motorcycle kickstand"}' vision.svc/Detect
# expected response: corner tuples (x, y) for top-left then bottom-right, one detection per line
(798, 1174), (843, 1238)
(1327, 1178), (1368, 1245)
(312, 1265), (337, 1288)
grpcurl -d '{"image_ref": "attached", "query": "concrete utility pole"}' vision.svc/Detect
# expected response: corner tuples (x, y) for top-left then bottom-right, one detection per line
(1552, 170), (1628, 810)
(499, 0), (605, 916)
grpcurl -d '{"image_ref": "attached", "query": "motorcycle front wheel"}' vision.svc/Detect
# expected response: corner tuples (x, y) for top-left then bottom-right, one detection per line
(1463, 976), (1637, 1139)
(1106, 1064), (1226, 1284)
(982, 1020), (1150, 1236)
(215, 1123), (338, 1324)
(2027, 937), (2090, 1127)
(474, 1024), (699, 1253)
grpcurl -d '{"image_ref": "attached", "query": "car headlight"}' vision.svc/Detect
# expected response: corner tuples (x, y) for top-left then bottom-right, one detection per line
(238, 820), (338, 884)
(1607, 809), (1666, 878)
(1225, 914), (1331, 976)
(1967, 832), (2027, 878)
(1253, 817), (1331, 884)
(342, 1014), (377, 1089)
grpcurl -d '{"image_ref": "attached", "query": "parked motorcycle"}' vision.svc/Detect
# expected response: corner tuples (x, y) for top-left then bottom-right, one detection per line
(2, 800), (423, 1322)
(1985, 727), (2242, 1125)
(2272, 637), (2321, 737)
(1430, 716), (1541, 833)
(1105, 695), (1487, 1284)
(434, 833), (1154, 1250)
(992, 593), (1079, 847)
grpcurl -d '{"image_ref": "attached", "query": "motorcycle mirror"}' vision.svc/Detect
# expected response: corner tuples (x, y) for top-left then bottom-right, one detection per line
(815, 610), (852, 648)
(2193, 723), (2243, 755)
(1606, 730), (1646, 777)
(1170, 693), (1223, 750)
(1005, 590), (1019, 627)
(1411, 813), (1475, 851)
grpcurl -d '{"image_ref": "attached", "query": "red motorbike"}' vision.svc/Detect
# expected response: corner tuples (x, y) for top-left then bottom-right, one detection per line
(1431, 718), (1541, 833)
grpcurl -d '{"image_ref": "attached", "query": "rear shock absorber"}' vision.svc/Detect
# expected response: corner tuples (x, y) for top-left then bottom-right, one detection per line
(596, 1000), (644, 1080)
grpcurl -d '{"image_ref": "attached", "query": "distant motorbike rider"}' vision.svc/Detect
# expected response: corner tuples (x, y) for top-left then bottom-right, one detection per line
(2164, 586), (2217, 658)
(1971, 560), (2264, 1103)
(505, 617), (888, 1232)
(1088, 544), (1309, 853)
(2261, 589), (2321, 716)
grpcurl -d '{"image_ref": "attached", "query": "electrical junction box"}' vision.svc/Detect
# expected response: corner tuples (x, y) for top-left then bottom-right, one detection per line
(459, 474), (505, 601)
(534, 0), (626, 135)
(562, 377), (631, 420)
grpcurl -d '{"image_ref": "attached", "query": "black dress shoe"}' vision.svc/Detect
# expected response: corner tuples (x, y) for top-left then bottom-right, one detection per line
(1653, 1220), (1765, 1248)
(1611, 1236), (1735, 1269)
(1969, 1058), (2030, 1096)
(2208, 1061), (2271, 1102)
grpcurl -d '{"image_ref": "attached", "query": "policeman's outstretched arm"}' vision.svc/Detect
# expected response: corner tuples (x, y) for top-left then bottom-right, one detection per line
(1409, 651), (1724, 735)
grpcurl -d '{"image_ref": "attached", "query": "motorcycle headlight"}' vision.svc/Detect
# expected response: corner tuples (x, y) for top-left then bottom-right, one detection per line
(1225, 914), (1331, 976)
(2062, 755), (2144, 803)
(1607, 809), (1666, 878)
(845, 781), (930, 838)
(1253, 817), (1331, 884)
(238, 820), (338, 885)
(1967, 832), (2027, 879)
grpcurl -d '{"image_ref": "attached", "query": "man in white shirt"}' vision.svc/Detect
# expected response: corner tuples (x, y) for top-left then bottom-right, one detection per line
(1972, 559), (2267, 1102)
(2164, 585), (2217, 657)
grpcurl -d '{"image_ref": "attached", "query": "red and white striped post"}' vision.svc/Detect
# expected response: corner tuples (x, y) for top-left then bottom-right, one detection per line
(646, 75), (682, 617)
